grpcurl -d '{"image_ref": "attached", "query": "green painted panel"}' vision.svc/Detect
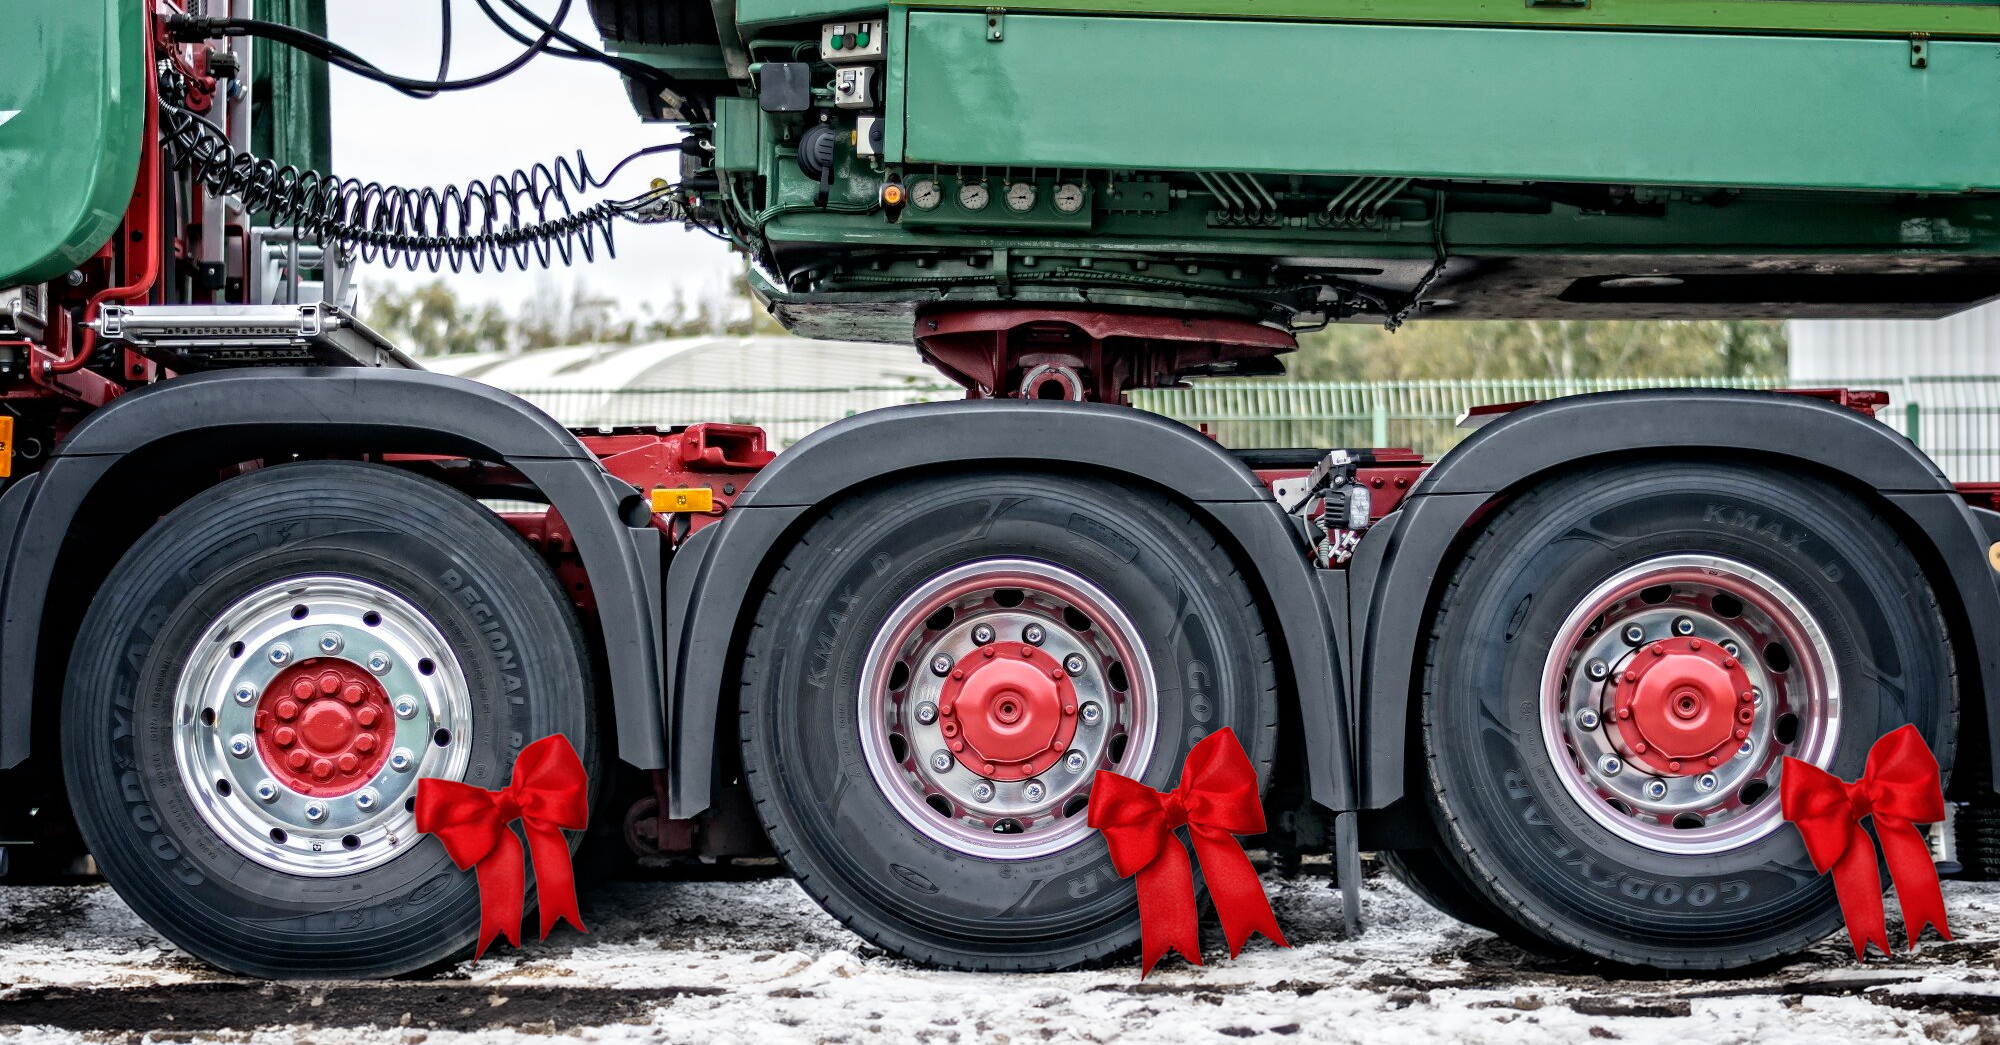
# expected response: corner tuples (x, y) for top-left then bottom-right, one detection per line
(0, 0), (145, 288)
(901, 13), (2000, 191)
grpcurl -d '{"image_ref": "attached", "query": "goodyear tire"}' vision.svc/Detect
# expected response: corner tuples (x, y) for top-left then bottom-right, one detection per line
(738, 471), (1280, 970)
(62, 461), (596, 978)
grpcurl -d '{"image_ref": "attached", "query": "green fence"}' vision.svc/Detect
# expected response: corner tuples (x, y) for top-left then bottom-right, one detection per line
(501, 375), (2000, 481)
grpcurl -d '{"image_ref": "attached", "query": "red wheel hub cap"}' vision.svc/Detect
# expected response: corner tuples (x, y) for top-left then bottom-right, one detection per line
(939, 642), (1079, 781)
(1613, 637), (1755, 776)
(254, 658), (395, 797)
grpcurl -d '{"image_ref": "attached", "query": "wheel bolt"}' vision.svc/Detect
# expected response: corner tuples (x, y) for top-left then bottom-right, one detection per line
(1575, 708), (1601, 731)
(971, 624), (995, 645)
(319, 631), (344, 654)
(268, 643), (292, 665)
(1023, 623), (1046, 646)
(1064, 750), (1087, 773)
(233, 683), (258, 705)
(1063, 654), (1087, 677)
(254, 779), (280, 802)
(1080, 702), (1102, 725)
(354, 787), (381, 812)
(930, 750), (954, 773)
(1673, 616), (1695, 636)
(366, 652), (392, 675)
(1696, 773), (1719, 794)
(1585, 659), (1609, 681)
(916, 702), (939, 725)
(1599, 755), (1622, 776)
(390, 747), (415, 772)
(1644, 778), (1669, 800)
(228, 733), (253, 757)
(1723, 641), (1740, 657)
(1023, 780), (1047, 802)
(303, 801), (327, 823)
(931, 654), (953, 676)
(973, 781), (995, 802)
(394, 696), (419, 719)
(1622, 624), (1645, 645)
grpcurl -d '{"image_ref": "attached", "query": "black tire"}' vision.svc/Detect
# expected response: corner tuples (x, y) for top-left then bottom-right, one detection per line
(62, 461), (597, 978)
(1422, 460), (1956, 969)
(1379, 847), (1514, 936)
(738, 471), (1280, 970)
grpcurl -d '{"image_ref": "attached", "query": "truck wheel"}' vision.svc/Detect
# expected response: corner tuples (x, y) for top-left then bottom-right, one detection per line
(1422, 460), (1956, 968)
(1380, 847), (1513, 936)
(739, 471), (1279, 970)
(62, 461), (596, 978)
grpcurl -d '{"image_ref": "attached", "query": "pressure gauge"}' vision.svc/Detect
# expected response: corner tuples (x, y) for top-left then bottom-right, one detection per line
(1052, 183), (1086, 214)
(1005, 181), (1037, 212)
(908, 178), (943, 210)
(958, 182), (991, 211)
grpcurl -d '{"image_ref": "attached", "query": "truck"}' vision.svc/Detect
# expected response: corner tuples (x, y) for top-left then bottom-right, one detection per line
(2, 0), (1998, 977)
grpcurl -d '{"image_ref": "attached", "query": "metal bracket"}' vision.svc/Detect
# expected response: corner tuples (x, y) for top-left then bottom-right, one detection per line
(1911, 33), (1930, 69)
(986, 8), (1004, 41)
(1526, 0), (1589, 7)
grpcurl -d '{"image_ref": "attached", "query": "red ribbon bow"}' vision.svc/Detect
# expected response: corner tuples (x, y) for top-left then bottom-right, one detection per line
(1088, 728), (1288, 976)
(416, 734), (590, 960)
(1780, 724), (1951, 961)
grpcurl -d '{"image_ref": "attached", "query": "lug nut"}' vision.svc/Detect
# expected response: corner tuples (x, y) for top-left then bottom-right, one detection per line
(303, 801), (328, 823)
(254, 779), (280, 802)
(268, 642), (293, 665)
(1644, 778), (1669, 800)
(1585, 659), (1609, 681)
(1063, 654), (1087, 677)
(1575, 708), (1601, 731)
(234, 683), (258, 705)
(1696, 773), (1719, 794)
(366, 652), (392, 675)
(354, 787), (381, 812)
(228, 733), (253, 757)
(319, 631), (344, 654)
(394, 696), (419, 720)
(971, 624), (995, 645)
(1599, 755), (1622, 776)
(1023, 780), (1047, 802)
(930, 750), (954, 773)
(390, 747), (415, 772)
(1080, 702), (1102, 725)
(1673, 616), (1695, 636)
(916, 702), (939, 725)
(1064, 750), (1087, 773)
(1739, 739), (1754, 756)
(1722, 641), (1740, 658)
(1023, 623), (1046, 646)
(973, 781), (995, 802)
(931, 654), (953, 676)
(1622, 624), (1645, 645)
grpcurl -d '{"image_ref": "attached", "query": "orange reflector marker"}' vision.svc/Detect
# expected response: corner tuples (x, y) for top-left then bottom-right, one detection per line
(1989, 541), (2000, 573)
(881, 182), (906, 208)
(651, 487), (715, 514)
(0, 415), (12, 479)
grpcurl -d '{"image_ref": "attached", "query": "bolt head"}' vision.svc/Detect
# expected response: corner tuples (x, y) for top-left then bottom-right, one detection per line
(1673, 616), (1695, 636)
(394, 696), (419, 720)
(318, 631), (344, 654)
(1599, 755), (1622, 776)
(268, 643), (292, 665)
(1739, 739), (1754, 756)
(1585, 659), (1609, 681)
(233, 684), (258, 705)
(1063, 654), (1087, 677)
(1622, 624), (1645, 645)
(390, 748), (415, 772)
(1575, 708), (1601, 730)
(971, 624), (995, 645)
(1023, 624), (1046, 646)
(1696, 773), (1719, 793)
(303, 801), (328, 822)
(931, 654), (953, 676)
(1023, 780), (1046, 802)
(1645, 779), (1669, 800)
(916, 702), (939, 725)
(1080, 702), (1102, 725)
(228, 733), (253, 757)
(1064, 751), (1087, 773)
(929, 750), (954, 773)
(972, 782), (995, 802)
(255, 779), (279, 802)
(366, 652), (392, 675)
(354, 788), (380, 811)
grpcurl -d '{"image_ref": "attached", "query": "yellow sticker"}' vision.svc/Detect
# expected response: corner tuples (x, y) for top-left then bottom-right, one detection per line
(1988, 541), (2000, 574)
(650, 487), (715, 514)
(0, 416), (12, 479)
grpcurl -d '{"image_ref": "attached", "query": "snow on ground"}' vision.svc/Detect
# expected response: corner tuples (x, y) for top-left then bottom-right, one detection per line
(0, 864), (1995, 1044)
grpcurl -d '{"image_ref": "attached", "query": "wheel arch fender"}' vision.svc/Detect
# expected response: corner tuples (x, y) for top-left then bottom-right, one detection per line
(1351, 388), (2000, 808)
(0, 368), (668, 771)
(663, 399), (1353, 818)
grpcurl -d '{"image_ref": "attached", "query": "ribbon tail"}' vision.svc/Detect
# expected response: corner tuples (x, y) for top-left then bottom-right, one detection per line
(1190, 827), (1288, 959)
(1877, 816), (1951, 948)
(525, 821), (588, 940)
(1134, 840), (1201, 977)
(472, 831), (526, 961)
(1828, 835), (1891, 961)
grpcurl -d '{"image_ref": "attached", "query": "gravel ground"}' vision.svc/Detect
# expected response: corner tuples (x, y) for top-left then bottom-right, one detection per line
(0, 864), (1994, 1045)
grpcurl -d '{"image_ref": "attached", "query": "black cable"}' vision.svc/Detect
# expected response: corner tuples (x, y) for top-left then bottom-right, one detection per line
(471, 0), (706, 120)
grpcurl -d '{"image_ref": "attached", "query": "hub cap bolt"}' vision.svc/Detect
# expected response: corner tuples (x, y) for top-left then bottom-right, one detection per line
(1585, 659), (1609, 681)
(233, 683), (258, 706)
(1063, 654), (1087, 677)
(1622, 625), (1645, 645)
(1599, 755), (1622, 776)
(354, 788), (381, 812)
(916, 702), (939, 725)
(931, 654), (953, 676)
(1673, 616), (1695, 636)
(1064, 750), (1087, 773)
(1644, 778), (1669, 800)
(303, 801), (327, 823)
(268, 642), (292, 666)
(1023, 780), (1047, 802)
(255, 779), (279, 802)
(393, 696), (419, 720)
(973, 782), (995, 802)
(971, 624), (995, 645)
(228, 733), (253, 757)
(1023, 623), (1046, 646)
(366, 652), (392, 675)
(1575, 708), (1601, 731)
(1696, 773), (1719, 794)
(390, 748), (415, 772)
(929, 750), (954, 773)
(1080, 702), (1102, 725)
(318, 631), (344, 654)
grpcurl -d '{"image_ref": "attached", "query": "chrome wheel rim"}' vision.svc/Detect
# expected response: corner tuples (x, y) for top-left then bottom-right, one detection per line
(1540, 554), (1840, 855)
(173, 575), (473, 876)
(858, 558), (1156, 860)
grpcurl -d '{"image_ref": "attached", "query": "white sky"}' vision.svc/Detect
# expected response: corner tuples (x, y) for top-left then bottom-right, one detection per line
(322, 1), (736, 314)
